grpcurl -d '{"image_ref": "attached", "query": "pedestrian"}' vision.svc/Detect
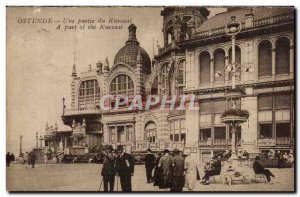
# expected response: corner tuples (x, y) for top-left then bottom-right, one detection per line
(170, 148), (185, 192)
(101, 145), (116, 192)
(253, 156), (275, 183)
(145, 148), (155, 183)
(115, 145), (134, 192)
(44, 153), (48, 164)
(24, 151), (29, 165)
(6, 152), (11, 167)
(29, 151), (38, 168)
(158, 149), (172, 189)
(288, 153), (294, 164)
(183, 150), (196, 191)
(153, 152), (163, 188)
(10, 153), (15, 163)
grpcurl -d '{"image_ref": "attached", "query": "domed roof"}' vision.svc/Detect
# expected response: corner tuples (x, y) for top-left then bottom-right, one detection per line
(114, 24), (151, 72)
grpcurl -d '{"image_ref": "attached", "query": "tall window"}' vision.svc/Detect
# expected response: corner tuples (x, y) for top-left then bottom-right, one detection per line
(276, 37), (290, 75)
(177, 59), (185, 85)
(258, 40), (272, 77)
(161, 64), (168, 89)
(214, 49), (225, 82)
(110, 74), (134, 96)
(145, 122), (157, 143)
(258, 93), (292, 139)
(78, 80), (100, 109)
(169, 119), (186, 143)
(200, 51), (210, 84)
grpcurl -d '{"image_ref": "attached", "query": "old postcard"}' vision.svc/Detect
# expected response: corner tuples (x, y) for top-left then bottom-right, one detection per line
(6, 6), (295, 192)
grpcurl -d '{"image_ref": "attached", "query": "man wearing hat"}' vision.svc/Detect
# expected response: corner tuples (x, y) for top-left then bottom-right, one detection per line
(158, 149), (173, 189)
(145, 148), (156, 183)
(115, 145), (134, 192)
(101, 145), (116, 192)
(170, 148), (185, 191)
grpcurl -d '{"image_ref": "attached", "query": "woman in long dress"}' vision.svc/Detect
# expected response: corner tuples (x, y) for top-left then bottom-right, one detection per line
(153, 152), (163, 188)
(184, 150), (197, 191)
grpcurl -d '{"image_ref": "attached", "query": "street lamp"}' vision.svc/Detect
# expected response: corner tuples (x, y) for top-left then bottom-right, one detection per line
(215, 15), (254, 88)
(216, 16), (252, 160)
(19, 135), (23, 155)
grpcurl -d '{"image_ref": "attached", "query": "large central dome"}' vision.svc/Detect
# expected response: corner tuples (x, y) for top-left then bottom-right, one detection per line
(114, 24), (151, 71)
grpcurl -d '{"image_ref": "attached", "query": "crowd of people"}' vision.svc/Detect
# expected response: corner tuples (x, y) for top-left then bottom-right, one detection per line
(6, 152), (15, 167)
(8, 151), (38, 168)
(100, 145), (197, 192)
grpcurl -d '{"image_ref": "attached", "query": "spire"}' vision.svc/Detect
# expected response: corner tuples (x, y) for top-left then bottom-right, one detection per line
(104, 57), (110, 71)
(126, 24), (139, 45)
(71, 64), (77, 78)
(72, 51), (77, 78)
(88, 64), (92, 72)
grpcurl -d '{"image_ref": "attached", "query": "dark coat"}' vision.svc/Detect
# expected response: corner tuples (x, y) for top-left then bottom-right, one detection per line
(115, 152), (134, 176)
(172, 155), (185, 177)
(213, 160), (222, 175)
(29, 152), (38, 165)
(253, 160), (265, 174)
(101, 154), (116, 177)
(145, 153), (156, 169)
(153, 156), (163, 187)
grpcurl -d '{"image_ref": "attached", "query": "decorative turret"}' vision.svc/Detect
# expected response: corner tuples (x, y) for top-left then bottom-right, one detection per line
(71, 64), (77, 78)
(96, 61), (103, 75)
(104, 57), (110, 72)
(88, 64), (92, 72)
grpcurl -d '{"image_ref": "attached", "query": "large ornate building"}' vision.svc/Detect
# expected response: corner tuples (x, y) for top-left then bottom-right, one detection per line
(59, 7), (294, 161)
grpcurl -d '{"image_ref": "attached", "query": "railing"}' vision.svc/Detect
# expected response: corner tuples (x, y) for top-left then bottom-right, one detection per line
(257, 137), (294, 147)
(135, 140), (184, 151)
(199, 138), (230, 147)
(64, 107), (101, 115)
(194, 13), (293, 39)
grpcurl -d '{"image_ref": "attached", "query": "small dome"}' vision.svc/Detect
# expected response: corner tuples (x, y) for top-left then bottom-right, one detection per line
(114, 24), (151, 71)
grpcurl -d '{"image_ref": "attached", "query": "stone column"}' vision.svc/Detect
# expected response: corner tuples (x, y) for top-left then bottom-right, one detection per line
(240, 87), (259, 153)
(290, 45), (294, 75)
(185, 96), (200, 162)
(210, 58), (214, 83)
(272, 48), (276, 78)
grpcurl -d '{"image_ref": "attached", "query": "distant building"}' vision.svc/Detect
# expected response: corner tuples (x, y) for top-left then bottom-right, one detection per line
(60, 7), (294, 161)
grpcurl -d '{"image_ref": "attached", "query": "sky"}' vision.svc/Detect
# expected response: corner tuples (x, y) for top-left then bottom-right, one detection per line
(7, 7), (226, 154)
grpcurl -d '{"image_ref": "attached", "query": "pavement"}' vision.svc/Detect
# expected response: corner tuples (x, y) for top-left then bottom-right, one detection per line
(6, 163), (295, 192)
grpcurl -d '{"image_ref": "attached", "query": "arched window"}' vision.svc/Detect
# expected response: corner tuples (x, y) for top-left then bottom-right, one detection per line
(276, 37), (290, 75)
(161, 64), (168, 89)
(214, 49), (225, 82)
(145, 122), (157, 143)
(78, 80), (100, 109)
(177, 59), (185, 85)
(110, 74), (134, 96)
(258, 40), (272, 77)
(199, 51), (211, 84)
(228, 46), (241, 65)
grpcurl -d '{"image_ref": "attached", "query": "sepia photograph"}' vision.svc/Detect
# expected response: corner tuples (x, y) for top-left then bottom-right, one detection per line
(6, 6), (295, 192)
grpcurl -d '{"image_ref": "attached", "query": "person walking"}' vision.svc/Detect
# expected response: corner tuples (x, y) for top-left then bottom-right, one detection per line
(24, 152), (29, 165)
(101, 145), (116, 192)
(6, 152), (11, 167)
(253, 156), (275, 183)
(153, 152), (163, 188)
(170, 148), (185, 192)
(10, 153), (15, 164)
(115, 145), (134, 192)
(29, 151), (38, 168)
(158, 149), (173, 189)
(145, 148), (155, 183)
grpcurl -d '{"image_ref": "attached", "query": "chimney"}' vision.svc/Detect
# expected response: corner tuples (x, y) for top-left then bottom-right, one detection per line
(245, 8), (253, 28)
(126, 24), (139, 45)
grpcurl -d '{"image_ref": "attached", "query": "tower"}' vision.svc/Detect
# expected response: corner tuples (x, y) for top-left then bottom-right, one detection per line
(160, 7), (210, 46)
